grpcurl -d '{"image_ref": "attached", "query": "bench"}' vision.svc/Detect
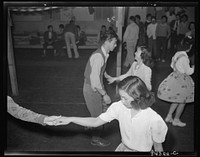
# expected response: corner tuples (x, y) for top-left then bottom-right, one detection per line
(13, 34), (98, 50)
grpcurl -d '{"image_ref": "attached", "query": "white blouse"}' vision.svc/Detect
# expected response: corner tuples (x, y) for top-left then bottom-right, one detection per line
(99, 101), (168, 151)
(170, 51), (194, 75)
(119, 62), (152, 91)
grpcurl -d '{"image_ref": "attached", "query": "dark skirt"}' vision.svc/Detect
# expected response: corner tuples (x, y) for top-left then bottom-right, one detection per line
(157, 71), (194, 103)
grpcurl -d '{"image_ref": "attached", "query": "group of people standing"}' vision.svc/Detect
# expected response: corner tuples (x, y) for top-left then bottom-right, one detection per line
(7, 11), (195, 152)
(123, 12), (195, 68)
(42, 20), (86, 58)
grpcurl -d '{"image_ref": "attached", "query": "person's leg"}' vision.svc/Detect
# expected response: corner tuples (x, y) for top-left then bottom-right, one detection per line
(172, 103), (186, 127)
(165, 103), (179, 123)
(52, 42), (57, 56)
(153, 39), (157, 60)
(170, 33), (175, 54)
(43, 43), (48, 57)
(65, 32), (72, 58)
(124, 41), (135, 67)
(83, 82), (110, 146)
(123, 42), (131, 67)
(160, 37), (166, 62)
(163, 37), (167, 61)
(148, 37), (153, 57)
(71, 33), (79, 58)
(156, 37), (162, 61)
(60, 40), (66, 56)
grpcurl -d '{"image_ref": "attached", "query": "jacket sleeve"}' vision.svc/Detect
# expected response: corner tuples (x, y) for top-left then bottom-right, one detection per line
(7, 96), (47, 126)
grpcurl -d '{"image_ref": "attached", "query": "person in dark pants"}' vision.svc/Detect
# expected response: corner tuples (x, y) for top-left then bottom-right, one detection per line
(144, 14), (152, 46)
(76, 25), (87, 47)
(170, 14), (181, 55)
(42, 25), (57, 57)
(135, 15), (145, 47)
(54, 24), (66, 56)
(147, 16), (158, 60)
(156, 16), (171, 62)
(81, 30), (118, 147)
(177, 14), (189, 45)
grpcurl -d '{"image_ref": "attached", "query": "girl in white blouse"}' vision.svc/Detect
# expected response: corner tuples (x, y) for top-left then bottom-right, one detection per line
(157, 36), (194, 127)
(48, 76), (168, 152)
(106, 46), (153, 91)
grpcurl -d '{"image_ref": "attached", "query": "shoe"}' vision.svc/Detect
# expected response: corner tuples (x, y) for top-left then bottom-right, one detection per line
(161, 59), (166, 62)
(172, 119), (186, 127)
(165, 115), (173, 123)
(91, 137), (110, 147)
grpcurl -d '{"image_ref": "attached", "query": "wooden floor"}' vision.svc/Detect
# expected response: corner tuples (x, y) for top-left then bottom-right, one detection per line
(5, 48), (195, 154)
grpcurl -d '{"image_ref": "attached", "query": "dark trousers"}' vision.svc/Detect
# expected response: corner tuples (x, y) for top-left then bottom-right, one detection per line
(170, 32), (179, 54)
(156, 36), (167, 60)
(43, 41), (56, 50)
(148, 37), (157, 59)
(83, 82), (104, 138)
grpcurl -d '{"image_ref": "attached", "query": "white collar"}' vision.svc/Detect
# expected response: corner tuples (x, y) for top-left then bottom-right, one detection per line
(101, 46), (109, 58)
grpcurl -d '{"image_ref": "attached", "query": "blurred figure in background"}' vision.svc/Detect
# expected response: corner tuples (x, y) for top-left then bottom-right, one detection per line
(64, 20), (79, 59)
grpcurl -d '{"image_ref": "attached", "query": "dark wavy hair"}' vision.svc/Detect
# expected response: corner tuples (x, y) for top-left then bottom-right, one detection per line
(99, 29), (118, 46)
(138, 46), (154, 68)
(118, 76), (155, 110)
(177, 35), (194, 51)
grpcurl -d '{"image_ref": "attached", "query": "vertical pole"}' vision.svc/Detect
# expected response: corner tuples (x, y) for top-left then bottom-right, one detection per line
(115, 7), (124, 95)
(8, 9), (19, 96)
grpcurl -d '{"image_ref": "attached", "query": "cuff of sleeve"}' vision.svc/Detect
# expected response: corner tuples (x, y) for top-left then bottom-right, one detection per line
(38, 115), (47, 126)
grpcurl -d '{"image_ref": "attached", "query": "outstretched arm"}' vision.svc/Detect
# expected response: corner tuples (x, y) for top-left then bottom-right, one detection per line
(7, 96), (61, 126)
(52, 116), (107, 127)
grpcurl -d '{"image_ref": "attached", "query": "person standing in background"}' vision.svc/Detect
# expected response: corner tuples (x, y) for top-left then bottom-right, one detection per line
(135, 15), (145, 46)
(147, 16), (158, 60)
(170, 14), (181, 55)
(64, 20), (79, 59)
(178, 14), (189, 44)
(144, 14), (152, 46)
(156, 15), (171, 62)
(123, 16), (139, 68)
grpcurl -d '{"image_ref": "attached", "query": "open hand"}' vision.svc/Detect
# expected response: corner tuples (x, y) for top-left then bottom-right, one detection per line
(104, 72), (111, 79)
(107, 77), (117, 84)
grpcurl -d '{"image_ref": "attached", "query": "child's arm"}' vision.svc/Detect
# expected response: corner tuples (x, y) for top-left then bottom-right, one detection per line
(153, 141), (163, 152)
(107, 62), (136, 84)
(53, 116), (107, 128)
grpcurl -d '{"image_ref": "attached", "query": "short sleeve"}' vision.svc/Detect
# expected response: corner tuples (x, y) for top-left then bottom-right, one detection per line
(151, 117), (168, 143)
(99, 102), (120, 122)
